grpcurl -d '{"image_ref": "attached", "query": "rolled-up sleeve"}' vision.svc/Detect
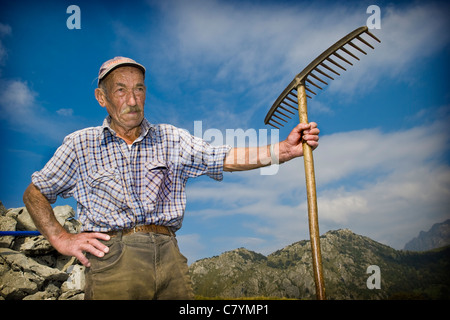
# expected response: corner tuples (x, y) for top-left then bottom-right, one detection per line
(178, 128), (231, 181)
(31, 135), (78, 203)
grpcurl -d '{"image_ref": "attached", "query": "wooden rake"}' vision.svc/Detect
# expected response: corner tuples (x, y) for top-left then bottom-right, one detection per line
(264, 26), (381, 300)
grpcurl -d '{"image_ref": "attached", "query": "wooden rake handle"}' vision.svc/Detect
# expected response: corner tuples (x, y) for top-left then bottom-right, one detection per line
(297, 81), (326, 300)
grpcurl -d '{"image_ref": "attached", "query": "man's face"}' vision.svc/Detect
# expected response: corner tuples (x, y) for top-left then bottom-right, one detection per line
(97, 66), (146, 133)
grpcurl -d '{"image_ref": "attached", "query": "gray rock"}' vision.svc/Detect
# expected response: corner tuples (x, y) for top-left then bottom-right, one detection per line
(14, 207), (37, 231)
(0, 204), (84, 300)
(0, 248), (68, 282)
(0, 201), (7, 216)
(0, 215), (17, 248)
(58, 289), (85, 300)
(404, 219), (450, 251)
(12, 236), (55, 255)
(61, 264), (85, 292)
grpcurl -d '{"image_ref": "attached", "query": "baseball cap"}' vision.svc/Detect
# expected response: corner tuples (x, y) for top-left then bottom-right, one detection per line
(98, 56), (146, 85)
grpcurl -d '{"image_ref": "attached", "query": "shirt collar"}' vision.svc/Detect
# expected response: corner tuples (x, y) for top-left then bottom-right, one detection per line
(99, 115), (154, 142)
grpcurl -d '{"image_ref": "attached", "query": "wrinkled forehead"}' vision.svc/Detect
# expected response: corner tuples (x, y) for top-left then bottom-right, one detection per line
(104, 66), (145, 87)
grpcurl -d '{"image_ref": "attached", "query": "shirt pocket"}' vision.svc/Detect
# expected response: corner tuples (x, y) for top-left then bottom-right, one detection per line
(144, 161), (173, 207)
(88, 167), (126, 214)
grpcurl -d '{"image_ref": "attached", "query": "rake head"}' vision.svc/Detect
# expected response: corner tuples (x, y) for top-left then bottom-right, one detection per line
(264, 26), (381, 129)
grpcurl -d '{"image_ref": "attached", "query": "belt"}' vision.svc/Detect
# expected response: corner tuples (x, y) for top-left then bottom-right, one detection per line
(106, 224), (174, 237)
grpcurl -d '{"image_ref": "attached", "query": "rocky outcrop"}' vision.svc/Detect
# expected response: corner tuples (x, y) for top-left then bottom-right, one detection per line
(404, 219), (450, 251)
(189, 229), (450, 300)
(2, 200), (449, 300)
(0, 203), (85, 300)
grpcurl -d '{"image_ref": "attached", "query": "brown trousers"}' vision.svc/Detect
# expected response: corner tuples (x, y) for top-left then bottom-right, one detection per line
(84, 232), (194, 300)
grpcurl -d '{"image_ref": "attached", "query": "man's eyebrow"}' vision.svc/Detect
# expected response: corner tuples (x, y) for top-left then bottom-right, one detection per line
(113, 82), (145, 88)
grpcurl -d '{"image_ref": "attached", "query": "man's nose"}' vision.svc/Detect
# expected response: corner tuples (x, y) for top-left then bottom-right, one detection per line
(127, 91), (137, 106)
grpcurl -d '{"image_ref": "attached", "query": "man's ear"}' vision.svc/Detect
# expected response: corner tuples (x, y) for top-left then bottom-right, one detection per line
(95, 88), (107, 108)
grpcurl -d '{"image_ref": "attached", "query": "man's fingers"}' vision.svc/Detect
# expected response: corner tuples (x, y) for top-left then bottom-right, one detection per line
(82, 244), (106, 258)
(85, 239), (109, 254)
(299, 122), (319, 150)
(303, 132), (320, 141)
(74, 251), (91, 267)
(81, 233), (110, 256)
(296, 122), (317, 130)
(307, 140), (319, 150)
(90, 232), (111, 241)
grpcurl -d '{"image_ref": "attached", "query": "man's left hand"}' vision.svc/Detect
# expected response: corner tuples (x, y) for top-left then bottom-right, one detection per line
(278, 122), (320, 162)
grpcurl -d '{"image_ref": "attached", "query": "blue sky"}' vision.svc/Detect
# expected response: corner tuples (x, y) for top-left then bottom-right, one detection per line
(1, 0), (449, 264)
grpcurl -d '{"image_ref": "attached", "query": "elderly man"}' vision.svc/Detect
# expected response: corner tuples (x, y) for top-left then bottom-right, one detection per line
(23, 57), (319, 300)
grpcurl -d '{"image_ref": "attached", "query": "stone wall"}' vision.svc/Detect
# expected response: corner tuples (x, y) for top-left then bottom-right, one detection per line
(0, 202), (85, 300)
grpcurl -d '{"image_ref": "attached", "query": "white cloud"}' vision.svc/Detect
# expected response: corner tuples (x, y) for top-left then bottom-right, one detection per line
(0, 78), (84, 142)
(135, 0), (450, 141)
(0, 24), (85, 143)
(151, 0), (450, 100)
(328, 2), (450, 96)
(56, 108), (74, 117)
(0, 79), (37, 118)
(186, 113), (450, 256)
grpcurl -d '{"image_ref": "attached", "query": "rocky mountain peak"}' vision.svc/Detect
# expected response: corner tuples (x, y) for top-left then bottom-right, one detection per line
(404, 219), (450, 251)
(189, 229), (450, 300)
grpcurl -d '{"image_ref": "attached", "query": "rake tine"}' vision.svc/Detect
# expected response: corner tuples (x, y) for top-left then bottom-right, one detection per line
(292, 88), (312, 99)
(285, 96), (298, 106)
(306, 78), (323, 90)
(340, 46), (360, 61)
(273, 113), (288, 123)
(270, 118), (284, 127)
(348, 41), (367, 55)
(305, 86), (317, 95)
(279, 104), (296, 115)
(333, 52), (353, 66)
(315, 67), (334, 80)
(309, 72), (328, 85)
(326, 57), (346, 71)
(366, 31), (381, 43)
(275, 108), (292, 119)
(281, 100), (298, 111)
(356, 35), (374, 49)
(320, 62), (340, 76)
(286, 93), (298, 104)
(288, 90), (298, 99)
(268, 122), (280, 129)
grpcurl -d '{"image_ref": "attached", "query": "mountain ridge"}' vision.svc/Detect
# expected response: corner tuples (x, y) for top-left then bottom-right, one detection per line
(189, 229), (450, 300)
(404, 219), (450, 251)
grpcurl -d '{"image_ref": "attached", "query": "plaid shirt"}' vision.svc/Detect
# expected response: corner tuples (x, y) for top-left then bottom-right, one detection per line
(32, 116), (231, 232)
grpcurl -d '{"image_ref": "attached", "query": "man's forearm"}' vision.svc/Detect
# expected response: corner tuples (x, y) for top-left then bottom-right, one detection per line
(223, 143), (283, 172)
(23, 183), (111, 267)
(223, 122), (320, 172)
(22, 183), (67, 243)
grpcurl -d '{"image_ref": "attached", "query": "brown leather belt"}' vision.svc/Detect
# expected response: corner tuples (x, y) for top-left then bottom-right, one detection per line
(106, 224), (174, 237)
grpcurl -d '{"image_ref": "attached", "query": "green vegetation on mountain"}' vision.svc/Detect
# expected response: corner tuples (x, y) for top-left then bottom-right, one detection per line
(189, 229), (450, 300)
